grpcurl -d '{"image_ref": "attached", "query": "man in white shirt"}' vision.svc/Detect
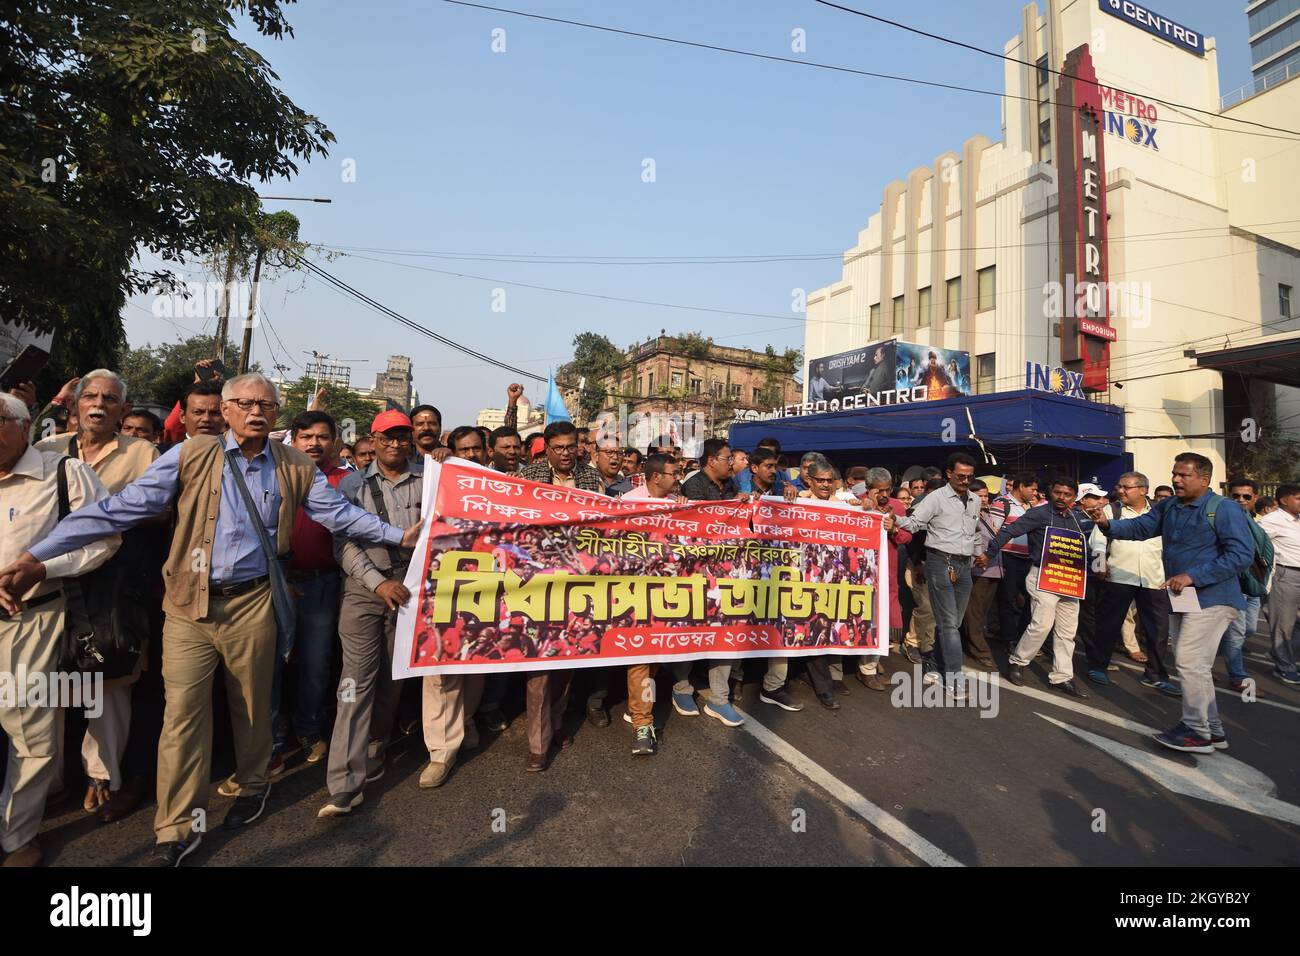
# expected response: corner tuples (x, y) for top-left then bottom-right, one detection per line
(1082, 472), (1178, 695)
(0, 393), (120, 866)
(1260, 483), (1300, 684)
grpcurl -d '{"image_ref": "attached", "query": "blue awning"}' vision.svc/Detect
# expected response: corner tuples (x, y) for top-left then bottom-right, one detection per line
(728, 389), (1124, 458)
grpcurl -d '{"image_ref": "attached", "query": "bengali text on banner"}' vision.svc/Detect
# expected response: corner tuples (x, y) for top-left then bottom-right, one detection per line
(392, 460), (891, 677)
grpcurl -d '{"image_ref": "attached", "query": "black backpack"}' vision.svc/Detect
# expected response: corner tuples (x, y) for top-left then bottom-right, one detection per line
(55, 457), (149, 678)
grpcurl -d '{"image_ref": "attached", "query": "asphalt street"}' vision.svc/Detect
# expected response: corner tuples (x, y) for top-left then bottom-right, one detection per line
(38, 626), (1300, 867)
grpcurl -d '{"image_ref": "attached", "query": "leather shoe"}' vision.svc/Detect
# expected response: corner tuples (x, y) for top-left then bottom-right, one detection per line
(0, 839), (42, 867)
(526, 752), (547, 772)
(1055, 680), (1088, 699)
(973, 657), (998, 672)
(856, 671), (890, 691)
(586, 704), (610, 729)
(98, 776), (148, 824)
(419, 760), (453, 789)
(1007, 664), (1025, 686)
(816, 693), (841, 710)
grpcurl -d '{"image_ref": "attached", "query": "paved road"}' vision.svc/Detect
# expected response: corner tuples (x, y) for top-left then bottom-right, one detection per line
(39, 629), (1300, 867)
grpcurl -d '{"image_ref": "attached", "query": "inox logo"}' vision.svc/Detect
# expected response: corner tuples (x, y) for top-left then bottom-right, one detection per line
(1105, 111), (1158, 150)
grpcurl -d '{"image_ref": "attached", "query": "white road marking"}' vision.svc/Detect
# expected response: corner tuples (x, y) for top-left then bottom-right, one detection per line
(1037, 713), (1300, 827)
(735, 707), (965, 868)
(1106, 658), (1300, 715)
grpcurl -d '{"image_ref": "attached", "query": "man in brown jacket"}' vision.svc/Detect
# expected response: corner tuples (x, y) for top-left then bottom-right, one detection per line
(0, 374), (422, 866)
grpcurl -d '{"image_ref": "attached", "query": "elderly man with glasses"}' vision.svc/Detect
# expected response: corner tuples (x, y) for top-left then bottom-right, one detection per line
(1082, 471), (1179, 695)
(0, 374), (424, 866)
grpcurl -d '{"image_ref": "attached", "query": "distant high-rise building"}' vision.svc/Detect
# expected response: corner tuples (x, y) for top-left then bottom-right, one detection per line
(1248, 0), (1300, 91)
(373, 355), (413, 411)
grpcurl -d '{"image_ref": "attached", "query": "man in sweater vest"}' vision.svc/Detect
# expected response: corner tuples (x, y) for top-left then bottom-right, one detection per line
(0, 374), (423, 867)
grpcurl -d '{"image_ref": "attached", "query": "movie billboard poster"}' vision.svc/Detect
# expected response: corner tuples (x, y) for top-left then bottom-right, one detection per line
(806, 340), (897, 405)
(802, 339), (969, 412)
(893, 341), (971, 401)
(393, 461), (891, 678)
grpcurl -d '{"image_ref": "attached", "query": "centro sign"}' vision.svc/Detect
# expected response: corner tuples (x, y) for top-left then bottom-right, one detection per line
(1098, 0), (1204, 57)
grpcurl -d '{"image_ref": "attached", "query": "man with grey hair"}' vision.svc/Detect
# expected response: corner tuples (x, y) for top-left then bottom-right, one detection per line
(0, 390), (120, 866)
(0, 371), (425, 866)
(37, 368), (159, 817)
(1083, 470), (1178, 695)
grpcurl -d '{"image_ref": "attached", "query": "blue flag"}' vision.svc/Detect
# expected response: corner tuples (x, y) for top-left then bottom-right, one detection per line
(543, 373), (571, 423)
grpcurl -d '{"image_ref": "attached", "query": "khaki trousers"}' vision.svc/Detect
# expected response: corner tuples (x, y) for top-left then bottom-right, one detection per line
(0, 596), (65, 852)
(905, 565), (935, 653)
(155, 582), (275, 845)
(1009, 568), (1080, 684)
(422, 674), (485, 764)
(626, 664), (657, 729)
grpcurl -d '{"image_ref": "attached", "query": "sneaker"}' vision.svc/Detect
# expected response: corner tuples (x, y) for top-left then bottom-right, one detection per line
(1087, 668), (1110, 686)
(1273, 667), (1300, 685)
(268, 754), (286, 779)
(1153, 722), (1214, 754)
(419, 760), (453, 789)
(671, 691), (700, 716)
(1209, 732), (1229, 751)
(147, 835), (202, 868)
(1106, 663), (1120, 672)
(317, 790), (364, 818)
(217, 776), (241, 798)
(703, 701), (744, 727)
(758, 686), (804, 712)
(222, 788), (270, 830)
(303, 739), (328, 764)
(631, 725), (658, 756)
(1139, 675), (1178, 694)
(922, 670), (941, 686)
(479, 708), (508, 732)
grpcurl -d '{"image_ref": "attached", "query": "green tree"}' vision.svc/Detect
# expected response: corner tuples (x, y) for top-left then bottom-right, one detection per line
(563, 332), (624, 422)
(118, 333), (253, 408)
(279, 377), (382, 443)
(1227, 403), (1300, 486)
(1, 0), (334, 395)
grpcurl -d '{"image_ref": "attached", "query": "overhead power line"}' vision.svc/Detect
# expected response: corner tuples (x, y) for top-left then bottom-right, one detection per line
(438, 0), (1300, 142)
(811, 0), (1300, 137)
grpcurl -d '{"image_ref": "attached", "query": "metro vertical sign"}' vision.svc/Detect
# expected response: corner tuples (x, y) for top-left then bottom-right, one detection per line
(1055, 45), (1112, 392)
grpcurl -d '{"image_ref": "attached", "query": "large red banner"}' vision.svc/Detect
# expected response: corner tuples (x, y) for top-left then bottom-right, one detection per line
(392, 461), (890, 677)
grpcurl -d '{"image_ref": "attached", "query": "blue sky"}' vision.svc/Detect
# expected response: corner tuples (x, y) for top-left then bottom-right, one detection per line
(122, 0), (1254, 427)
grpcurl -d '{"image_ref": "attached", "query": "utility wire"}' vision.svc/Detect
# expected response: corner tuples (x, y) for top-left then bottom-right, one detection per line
(438, 0), (1300, 142)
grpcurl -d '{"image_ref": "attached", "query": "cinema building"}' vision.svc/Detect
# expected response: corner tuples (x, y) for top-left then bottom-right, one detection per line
(732, 0), (1300, 489)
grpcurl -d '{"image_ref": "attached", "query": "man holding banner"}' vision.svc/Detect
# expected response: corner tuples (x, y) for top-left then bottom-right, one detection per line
(986, 477), (1095, 697)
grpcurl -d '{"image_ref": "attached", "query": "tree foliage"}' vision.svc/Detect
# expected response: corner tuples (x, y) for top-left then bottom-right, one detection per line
(278, 377), (383, 442)
(563, 332), (623, 422)
(118, 333), (254, 409)
(1, 0), (334, 393)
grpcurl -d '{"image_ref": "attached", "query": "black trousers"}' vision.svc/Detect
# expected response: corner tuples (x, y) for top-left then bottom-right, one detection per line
(998, 555), (1032, 642)
(1084, 580), (1170, 681)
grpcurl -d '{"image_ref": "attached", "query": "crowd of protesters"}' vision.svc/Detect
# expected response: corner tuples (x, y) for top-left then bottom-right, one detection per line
(0, 361), (1296, 868)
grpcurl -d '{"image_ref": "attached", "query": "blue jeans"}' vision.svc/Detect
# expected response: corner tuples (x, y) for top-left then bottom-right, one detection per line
(925, 550), (974, 683)
(1217, 595), (1259, 683)
(272, 572), (342, 750)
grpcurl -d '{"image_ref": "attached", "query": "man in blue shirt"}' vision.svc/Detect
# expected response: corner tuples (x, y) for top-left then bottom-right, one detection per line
(1092, 452), (1255, 754)
(0, 373), (423, 866)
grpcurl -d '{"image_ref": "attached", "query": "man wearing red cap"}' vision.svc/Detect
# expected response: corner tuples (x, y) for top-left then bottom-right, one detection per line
(320, 409), (477, 815)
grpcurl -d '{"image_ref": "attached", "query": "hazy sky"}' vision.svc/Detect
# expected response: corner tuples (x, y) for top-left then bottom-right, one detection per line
(121, 0), (1254, 427)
